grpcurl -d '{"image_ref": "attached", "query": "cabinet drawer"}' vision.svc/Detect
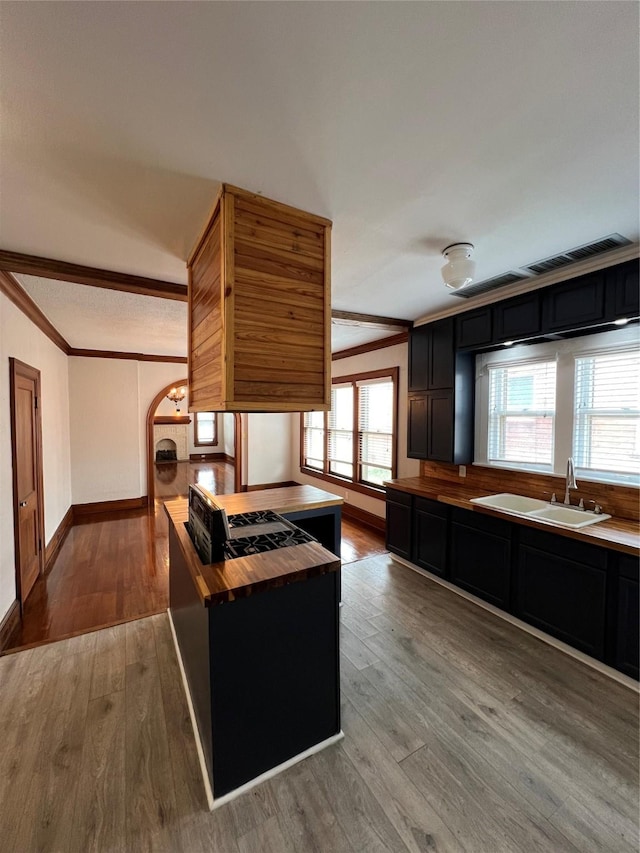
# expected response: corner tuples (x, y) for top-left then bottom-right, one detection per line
(519, 527), (608, 570)
(386, 488), (413, 507)
(415, 496), (448, 518)
(452, 506), (512, 539)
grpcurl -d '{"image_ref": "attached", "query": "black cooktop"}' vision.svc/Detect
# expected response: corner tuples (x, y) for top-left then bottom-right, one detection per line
(224, 510), (315, 558)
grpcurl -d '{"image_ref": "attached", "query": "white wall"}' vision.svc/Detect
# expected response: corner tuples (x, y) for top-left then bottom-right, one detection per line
(0, 293), (72, 622)
(291, 341), (420, 518)
(223, 413), (235, 459)
(246, 413), (293, 487)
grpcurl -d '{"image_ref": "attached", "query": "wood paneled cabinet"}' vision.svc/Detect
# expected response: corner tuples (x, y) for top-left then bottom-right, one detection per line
(493, 291), (541, 343)
(541, 269), (607, 333)
(409, 318), (455, 391)
(455, 307), (493, 350)
(612, 259), (640, 320)
(413, 497), (449, 577)
(187, 184), (332, 413)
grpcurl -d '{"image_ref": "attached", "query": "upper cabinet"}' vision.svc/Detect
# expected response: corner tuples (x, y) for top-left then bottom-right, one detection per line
(542, 269), (607, 332)
(493, 291), (541, 343)
(612, 259), (640, 320)
(409, 318), (455, 391)
(187, 184), (332, 413)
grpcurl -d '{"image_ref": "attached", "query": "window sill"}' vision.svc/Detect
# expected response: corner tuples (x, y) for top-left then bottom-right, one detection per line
(300, 467), (386, 500)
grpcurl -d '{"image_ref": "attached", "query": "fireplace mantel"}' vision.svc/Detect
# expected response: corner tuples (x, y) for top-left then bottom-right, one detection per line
(154, 416), (191, 425)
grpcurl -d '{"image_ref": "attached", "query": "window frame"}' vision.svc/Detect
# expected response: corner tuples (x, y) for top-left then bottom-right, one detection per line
(194, 412), (218, 447)
(300, 367), (399, 499)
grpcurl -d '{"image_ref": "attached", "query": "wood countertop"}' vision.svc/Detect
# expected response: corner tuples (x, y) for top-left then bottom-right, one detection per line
(165, 486), (342, 606)
(385, 477), (640, 556)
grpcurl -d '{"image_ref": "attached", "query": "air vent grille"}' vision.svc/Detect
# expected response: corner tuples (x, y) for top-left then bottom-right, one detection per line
(523, 233), (631, 275)
(450, 271), (529, 299)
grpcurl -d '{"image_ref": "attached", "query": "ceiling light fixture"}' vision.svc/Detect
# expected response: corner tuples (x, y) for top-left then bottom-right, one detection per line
(441, 243), (476, 290)
(166, 385), (187, 413)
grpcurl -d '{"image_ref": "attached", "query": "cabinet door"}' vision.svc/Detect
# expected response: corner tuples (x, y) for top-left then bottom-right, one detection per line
(385, 492), (412, 559)
(407, 395), (428, 459)
(427, 391), (454, 462)
(616, 576), (639, 679)
(542, 271), (607, 332)
(493, 292), (541, 343)
(456, 308), (493, 350)
(450, 519), (511, 608)
(516, 545), (607, 659)
(613, 260), (639, 319)
(409, 326), (430, 392)
(428, 318), (455, 389)
(413, 498), (449, 577)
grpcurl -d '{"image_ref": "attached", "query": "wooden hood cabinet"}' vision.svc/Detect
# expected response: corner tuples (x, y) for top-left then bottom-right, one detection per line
(187, 184), (332, 413)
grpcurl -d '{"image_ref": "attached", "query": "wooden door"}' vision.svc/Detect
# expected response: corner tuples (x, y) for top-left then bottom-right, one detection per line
(10, 359), (44, 606)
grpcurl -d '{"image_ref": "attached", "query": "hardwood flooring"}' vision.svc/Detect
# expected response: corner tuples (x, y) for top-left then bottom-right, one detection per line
(7, 461), (385, 650)
(1, 553), (637, 852)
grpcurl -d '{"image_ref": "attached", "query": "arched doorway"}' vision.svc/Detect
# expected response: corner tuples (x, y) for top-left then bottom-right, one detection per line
(146, 381), (243, 502)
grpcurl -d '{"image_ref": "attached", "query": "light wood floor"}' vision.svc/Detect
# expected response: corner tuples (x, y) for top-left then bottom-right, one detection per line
(1, 553), (637, 852)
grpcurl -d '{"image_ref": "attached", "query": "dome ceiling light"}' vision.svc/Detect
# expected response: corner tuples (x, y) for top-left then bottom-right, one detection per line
(441, 242), (476, 290)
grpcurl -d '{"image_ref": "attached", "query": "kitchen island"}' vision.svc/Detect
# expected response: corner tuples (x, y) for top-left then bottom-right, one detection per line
(165, 485), (343, 808)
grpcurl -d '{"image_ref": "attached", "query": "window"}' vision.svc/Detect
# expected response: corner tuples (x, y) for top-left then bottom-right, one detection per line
(487, 360), (556, 470)
(301, 368), (398, 495)
(476, 326), (640, 486)
(194, 412), (217, 446)
(574, 350), (640, 481)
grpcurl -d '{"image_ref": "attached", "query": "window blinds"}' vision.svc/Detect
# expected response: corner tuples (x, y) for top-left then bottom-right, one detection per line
(488, 360), (557, 468)
(358, 378), (393, 485)
(574, 349), (640, 483)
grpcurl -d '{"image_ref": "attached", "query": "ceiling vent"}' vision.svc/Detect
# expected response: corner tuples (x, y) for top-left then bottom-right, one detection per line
(523, 233), (631, 275)
(449, 271), (530, 299)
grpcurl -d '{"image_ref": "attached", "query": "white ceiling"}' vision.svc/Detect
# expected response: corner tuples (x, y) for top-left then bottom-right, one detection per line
(1, 2), (638, 354)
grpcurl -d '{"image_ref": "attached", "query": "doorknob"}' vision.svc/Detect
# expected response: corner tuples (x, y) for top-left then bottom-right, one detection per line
(19, 500), (27, 507)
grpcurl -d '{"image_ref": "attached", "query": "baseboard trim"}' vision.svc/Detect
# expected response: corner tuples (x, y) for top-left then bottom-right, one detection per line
(0, 600), (21, 652)
(342, 503), (385, 533)
(390, 554), (640, 693)
(45, 505), (73, 572)
(246, 480), (299, 492)
(72, 496), (149, 519)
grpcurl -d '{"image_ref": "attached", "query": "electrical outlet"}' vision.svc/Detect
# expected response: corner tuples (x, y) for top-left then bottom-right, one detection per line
(459, 465), (467, 478)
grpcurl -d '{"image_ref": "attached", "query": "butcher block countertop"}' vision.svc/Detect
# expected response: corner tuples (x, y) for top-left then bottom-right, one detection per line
(385, 477), (640, 556)
(165, 485), (342, 606)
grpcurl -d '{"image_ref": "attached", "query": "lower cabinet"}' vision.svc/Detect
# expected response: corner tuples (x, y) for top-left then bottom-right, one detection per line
(385, 489), (412, 559)
(615, 555), (639, 678)
(515, 528), (607, 659)
(384, 491), (637, 679)
(450, 509), (511, 608)
(413, 497), (449, 577)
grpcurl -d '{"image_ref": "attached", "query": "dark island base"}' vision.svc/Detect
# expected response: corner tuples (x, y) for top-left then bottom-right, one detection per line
(169, 515), (341, 803)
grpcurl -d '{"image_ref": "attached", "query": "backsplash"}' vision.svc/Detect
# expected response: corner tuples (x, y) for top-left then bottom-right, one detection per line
(420, 461), (639, 523)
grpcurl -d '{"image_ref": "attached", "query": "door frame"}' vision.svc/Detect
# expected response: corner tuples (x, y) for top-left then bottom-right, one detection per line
(146, 380), (243, 502)
(9, 358), (45, 608)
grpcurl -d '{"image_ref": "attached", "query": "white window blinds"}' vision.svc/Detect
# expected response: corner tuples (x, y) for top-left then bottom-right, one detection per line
(302, 410), (325, 470)
(488, 359), (557, 469)
(328, 384), (354, 479)
(574, 349), (640, 484)
(358, 377), (394, 486)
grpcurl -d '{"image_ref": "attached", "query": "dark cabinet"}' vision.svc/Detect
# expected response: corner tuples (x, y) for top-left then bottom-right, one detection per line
(450, 509), (511, 608)
(615, 554), (639, 678)
(542, 270), (607, 332)
(407, 395), (428, 459)
(515, 528), (608, 659)
(385, 489), (412, 559)
(612, 260), (639, 320)
(407, 319), (474, 464)
(413, 497), (449, 577)
(456, 307), (493, 350)
(493, 292), (541, 343)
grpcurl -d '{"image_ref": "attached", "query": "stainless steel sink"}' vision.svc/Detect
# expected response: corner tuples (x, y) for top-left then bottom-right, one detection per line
(470, 493), (611, 528)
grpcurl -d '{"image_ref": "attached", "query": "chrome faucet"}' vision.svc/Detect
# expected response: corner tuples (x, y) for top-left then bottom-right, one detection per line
(564, 457), (577, 505)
